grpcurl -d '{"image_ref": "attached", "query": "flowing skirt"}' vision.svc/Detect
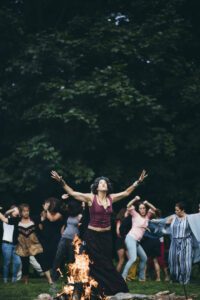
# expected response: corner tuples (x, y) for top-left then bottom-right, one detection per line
(169, 236), (193, 284)
(84, 229), (128, 296)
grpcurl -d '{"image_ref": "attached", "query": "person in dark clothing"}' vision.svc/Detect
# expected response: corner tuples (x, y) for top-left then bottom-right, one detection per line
(51, 169), (147, 296)
(39, 197), (65, 274)
(51, 198), (83, 281)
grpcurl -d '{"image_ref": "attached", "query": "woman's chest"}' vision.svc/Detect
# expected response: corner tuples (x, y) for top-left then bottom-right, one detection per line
(133, 215), (148, 227)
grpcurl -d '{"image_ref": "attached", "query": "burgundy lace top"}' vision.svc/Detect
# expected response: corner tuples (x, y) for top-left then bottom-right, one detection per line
(89, 195), (113, 228)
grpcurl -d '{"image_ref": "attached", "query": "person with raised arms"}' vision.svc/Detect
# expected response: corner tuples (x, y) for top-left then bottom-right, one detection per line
(51, 169), (147, 297)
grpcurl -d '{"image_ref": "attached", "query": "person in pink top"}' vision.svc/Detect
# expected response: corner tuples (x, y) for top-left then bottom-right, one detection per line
(122, 196), (157, 281)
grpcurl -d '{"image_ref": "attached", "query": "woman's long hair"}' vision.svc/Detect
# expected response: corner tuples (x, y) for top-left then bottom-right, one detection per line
(135, 201), (148, 216)
(44, 197), (60, 213)
(66, 199), (82, 217)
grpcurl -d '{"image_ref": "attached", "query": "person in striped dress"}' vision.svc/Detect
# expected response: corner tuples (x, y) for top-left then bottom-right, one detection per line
(168, 202), (193, 284)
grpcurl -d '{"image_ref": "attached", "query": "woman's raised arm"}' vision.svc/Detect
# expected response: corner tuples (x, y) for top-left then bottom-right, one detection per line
(111, 170), (148, 203)
(0, 212), (9, 224)
(51, 170), (92, 203)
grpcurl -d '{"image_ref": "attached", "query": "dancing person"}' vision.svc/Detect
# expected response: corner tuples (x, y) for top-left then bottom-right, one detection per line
(51, 198), (83, 281)
(39, 198), (64, 274)
(167, 202), (200, 284)
(140, 226), (161, 281)
(122, 197), (157, 281)
(118, 209), (139, 281)
(51, 169), (147, 296)
(1, 206), (21, 283)
(140, 209), (169, 281)
(0, 203), (52, 284)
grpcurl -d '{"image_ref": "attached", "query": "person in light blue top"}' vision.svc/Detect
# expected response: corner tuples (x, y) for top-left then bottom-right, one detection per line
(51, 198), (82, 281)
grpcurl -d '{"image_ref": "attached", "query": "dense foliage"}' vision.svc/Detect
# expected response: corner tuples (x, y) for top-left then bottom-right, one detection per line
(0, 0), (200, 213)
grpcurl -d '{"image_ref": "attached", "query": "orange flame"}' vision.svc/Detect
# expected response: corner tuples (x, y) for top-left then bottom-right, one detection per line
(59, 235), (100, 300)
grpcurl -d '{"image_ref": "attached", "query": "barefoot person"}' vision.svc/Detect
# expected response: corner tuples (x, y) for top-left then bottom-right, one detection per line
(51, 170), (147, 296)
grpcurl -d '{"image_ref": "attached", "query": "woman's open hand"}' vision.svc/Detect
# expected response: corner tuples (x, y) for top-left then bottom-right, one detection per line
(61, 194), (69, 200)
(51, 170), (62, 182)
(138, 170), (148, 183)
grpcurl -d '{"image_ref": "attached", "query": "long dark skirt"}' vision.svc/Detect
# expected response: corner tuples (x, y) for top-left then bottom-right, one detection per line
(84, 229), (128, 296)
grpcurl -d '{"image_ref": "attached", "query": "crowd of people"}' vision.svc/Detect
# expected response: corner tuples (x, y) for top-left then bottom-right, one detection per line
(0, 170), (200, 297)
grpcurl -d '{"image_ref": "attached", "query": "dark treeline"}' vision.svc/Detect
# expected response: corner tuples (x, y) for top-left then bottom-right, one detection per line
(0, 0), (200, 214)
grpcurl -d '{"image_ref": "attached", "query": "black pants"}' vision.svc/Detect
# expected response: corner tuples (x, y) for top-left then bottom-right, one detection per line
(21, 253), (45, 276)
(52, 237), (74, 281)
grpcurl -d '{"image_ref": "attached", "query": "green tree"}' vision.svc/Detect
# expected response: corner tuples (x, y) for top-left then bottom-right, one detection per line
(0, 0), (200, 213)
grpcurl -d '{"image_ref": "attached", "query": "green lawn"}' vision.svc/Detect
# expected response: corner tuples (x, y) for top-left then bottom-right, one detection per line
(0, 279), (200, 300)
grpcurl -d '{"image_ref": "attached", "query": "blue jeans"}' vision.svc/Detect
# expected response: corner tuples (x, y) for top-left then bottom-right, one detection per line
(122, 234), (147, 280)
(2, 242), (21, 282)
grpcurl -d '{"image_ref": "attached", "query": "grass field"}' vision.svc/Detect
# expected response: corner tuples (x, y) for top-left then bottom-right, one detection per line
(0, 278), (200, 300)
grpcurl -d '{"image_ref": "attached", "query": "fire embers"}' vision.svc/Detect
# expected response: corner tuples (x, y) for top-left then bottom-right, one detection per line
(56, 236), (100, 300)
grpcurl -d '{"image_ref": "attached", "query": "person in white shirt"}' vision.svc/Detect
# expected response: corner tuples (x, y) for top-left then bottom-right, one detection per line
(1, 206), (21, 283)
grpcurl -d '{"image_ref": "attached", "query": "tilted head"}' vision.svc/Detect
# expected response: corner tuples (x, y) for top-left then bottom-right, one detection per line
(175, 202), (186, 217)
(91, 176), (113, 195)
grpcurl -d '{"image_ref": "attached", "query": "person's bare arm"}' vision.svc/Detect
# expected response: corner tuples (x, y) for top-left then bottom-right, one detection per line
(166, 215), (175, 224)
(42, 202), (63, 222)
(51, 170), (92, 203)
(127, 196), (140, 208)
(0, 212), (9, 223)
(61, 225), (66, 235)
(116, 220), (121, 237)
(111, 170), (148, 203)
(143, 200), (157, 212)
(46, 211), (62, 222)
(5, 207), (16, 216)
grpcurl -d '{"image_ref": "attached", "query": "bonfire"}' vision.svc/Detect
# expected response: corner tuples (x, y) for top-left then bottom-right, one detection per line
(56, 236), (99, 300)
